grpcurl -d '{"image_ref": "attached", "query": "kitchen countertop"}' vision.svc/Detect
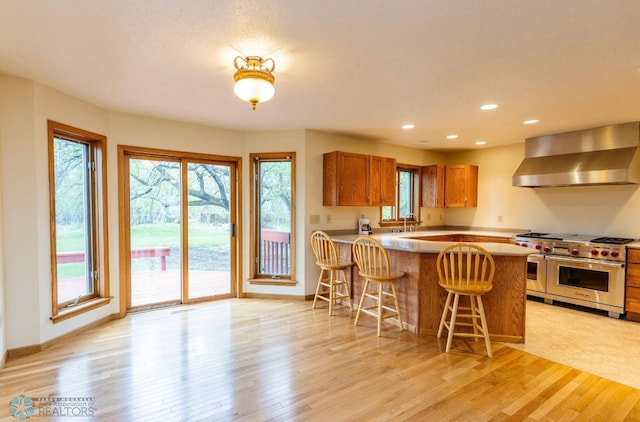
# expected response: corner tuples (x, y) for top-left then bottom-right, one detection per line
(330, 230), (537, 256)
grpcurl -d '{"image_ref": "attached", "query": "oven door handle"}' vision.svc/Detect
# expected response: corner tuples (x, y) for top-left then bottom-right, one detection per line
(546, 255), (625, 269)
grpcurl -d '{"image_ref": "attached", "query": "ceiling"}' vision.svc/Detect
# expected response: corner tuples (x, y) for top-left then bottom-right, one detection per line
(0, 1), (639, 151)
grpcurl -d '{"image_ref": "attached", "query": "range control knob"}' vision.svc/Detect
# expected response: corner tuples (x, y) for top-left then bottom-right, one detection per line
(601, 250), (609, 257)
(535, 245), (542, 250)
(571, 249), (579, 255)
(591, 249), (599, 256)
(611, 251), (620, 258)
(543, 246), (551, 253)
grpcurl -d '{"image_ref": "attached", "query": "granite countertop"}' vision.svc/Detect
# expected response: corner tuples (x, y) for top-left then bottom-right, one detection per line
(330, 230), (536, 256)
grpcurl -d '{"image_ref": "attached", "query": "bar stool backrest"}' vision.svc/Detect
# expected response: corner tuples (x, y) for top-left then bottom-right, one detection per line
(436, 243), (495, 291)
(310, 231), (340, 267)
(352, 236), (391, 279)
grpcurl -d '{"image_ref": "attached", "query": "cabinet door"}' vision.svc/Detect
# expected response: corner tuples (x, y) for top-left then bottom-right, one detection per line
(370, 155), (396, 206)
(444, 165), (478, 207)
(626, 285), (640, 313)
(323, 151), (370, 206)
(421, 165), (445, 208)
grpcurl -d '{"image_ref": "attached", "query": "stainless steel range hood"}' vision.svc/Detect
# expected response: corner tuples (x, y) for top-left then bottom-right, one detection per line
(512, 122), (640, 187)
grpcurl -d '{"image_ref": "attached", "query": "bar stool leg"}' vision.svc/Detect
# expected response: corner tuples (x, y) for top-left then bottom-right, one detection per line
(390, 282), (404, 332)
(312, 269), (325, 309)
(377, 282), (384, 337)
(438, 292), (453, 338)
(446, 293), (460, 353)
(354, 279), (370, 327)
(476, 296), (493, 358)
(340, 269), (353, 311)
(328, 270), (335, 316)
(469, 295), (479, 341)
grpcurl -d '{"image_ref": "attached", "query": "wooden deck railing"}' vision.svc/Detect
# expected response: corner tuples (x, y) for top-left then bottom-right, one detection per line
(57, 247), (171, 270)
(261, 229), (291, 275)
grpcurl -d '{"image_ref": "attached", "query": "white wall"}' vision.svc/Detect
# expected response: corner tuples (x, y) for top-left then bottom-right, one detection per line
(447, 143), (640, 237)
(0, 78), (8, 358)
(1, 77), (43, 350)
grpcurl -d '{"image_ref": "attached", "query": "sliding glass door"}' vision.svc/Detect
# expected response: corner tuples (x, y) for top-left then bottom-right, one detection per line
(185, 162), (232, 300)
(120, 147), (238, 311)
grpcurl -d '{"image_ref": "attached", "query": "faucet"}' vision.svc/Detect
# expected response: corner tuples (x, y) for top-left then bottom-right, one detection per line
(403, 213), (418, 232)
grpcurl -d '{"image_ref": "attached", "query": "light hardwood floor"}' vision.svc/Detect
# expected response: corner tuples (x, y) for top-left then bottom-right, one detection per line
(2, 298), (640, 421)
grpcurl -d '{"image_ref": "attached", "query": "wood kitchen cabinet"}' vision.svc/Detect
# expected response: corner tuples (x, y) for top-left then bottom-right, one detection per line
(421, 164), (445, 208)
(626, 249), (640, 321)
(369, 155), (396, 206)
(421, 164), (478, 208)
(323, 151), (396, 206)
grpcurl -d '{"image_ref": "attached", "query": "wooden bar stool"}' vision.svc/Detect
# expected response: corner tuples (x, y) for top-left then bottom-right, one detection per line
(436, 243), (495, 357)
(310, 231), (354, 315)
(352, 236), (405, 336)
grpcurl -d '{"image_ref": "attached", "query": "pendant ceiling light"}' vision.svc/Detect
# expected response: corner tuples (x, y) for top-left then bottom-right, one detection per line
(233, 56), (275, 110)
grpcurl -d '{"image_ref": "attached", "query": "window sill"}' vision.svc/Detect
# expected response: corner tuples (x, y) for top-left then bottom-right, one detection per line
(379, 220), (421, 227)
(51, 297), (112, 324)
(248, 278), (298, 287)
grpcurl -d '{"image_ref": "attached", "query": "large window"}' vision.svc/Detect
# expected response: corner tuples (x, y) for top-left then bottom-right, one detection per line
(381, 164), (421, 226)
(48, 121), (110, 322)
(249, 152), (296, 284)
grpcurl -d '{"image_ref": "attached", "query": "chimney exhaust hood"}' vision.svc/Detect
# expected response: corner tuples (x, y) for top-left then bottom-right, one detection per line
(512, 122), (640, 188)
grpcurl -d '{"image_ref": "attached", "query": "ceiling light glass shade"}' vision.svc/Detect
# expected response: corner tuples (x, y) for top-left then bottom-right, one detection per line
(233, 56), (275, 110)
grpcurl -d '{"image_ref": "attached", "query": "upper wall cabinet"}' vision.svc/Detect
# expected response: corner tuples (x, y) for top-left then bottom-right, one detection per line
(323, 151), (396, 206)
(421, 164), (478, 208)
(421, 164), (445, 208)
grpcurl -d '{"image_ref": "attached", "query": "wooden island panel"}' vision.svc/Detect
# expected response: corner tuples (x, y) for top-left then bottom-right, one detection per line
(417, 252), (527, 342)
(350, 249), (421, 331)
(348, 247), (527, 343)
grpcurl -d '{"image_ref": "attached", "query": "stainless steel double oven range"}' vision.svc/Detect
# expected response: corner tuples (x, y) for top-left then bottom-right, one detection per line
(513, 232), (635, 318)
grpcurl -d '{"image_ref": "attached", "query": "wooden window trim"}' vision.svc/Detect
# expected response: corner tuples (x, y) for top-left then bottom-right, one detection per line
(379, 164), (421, 225)
(48, 120), (110, 322)
(249, 152), (296, 283)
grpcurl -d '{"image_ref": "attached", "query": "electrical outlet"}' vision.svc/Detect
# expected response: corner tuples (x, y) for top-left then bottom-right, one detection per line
(497, 215), (503, 223)
(310, 215), (320, 224)
(439, 214), (443, 221)
(427, 214), (432, 221)
(326, 215), (332, 224)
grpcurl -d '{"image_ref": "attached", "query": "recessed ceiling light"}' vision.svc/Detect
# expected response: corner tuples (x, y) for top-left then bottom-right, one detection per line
(475, 140), (487, 145)
(419, 140), (429, 144)
(401, 124), (415, 129)
(446, 134), (459, 140)
(480, 103), (498, 111)
(523, 119), (540, 125)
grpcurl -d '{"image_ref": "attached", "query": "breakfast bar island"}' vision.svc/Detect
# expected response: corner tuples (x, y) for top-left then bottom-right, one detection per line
(331, 231), (536, 343)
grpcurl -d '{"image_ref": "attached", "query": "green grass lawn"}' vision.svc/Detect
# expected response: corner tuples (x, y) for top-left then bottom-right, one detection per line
(57, 222), (229, 251)
(57, 222), (230, 277)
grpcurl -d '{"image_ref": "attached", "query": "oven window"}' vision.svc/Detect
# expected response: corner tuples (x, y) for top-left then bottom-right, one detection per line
(527, 261), (538, 280)
(558, 266), (609, 292)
